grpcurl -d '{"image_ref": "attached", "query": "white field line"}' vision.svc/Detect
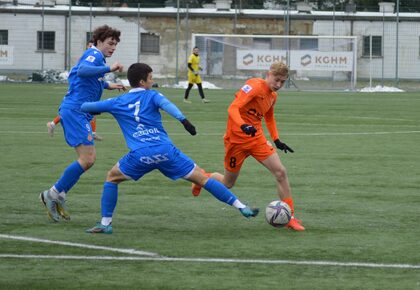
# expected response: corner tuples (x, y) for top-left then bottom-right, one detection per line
(0, 130), (419, 137)
(1, 113), (411, 122)
(0, 254), (419, 270)
(0, 234), (159, 257)
(287, 130), (420, 136)
(1, 235), (420, 269)
(82, 116), (418, 123)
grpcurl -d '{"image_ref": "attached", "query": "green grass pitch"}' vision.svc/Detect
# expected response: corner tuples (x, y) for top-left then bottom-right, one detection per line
(0, 83), (419, 289)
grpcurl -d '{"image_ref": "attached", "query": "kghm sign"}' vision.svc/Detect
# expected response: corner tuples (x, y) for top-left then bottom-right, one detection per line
(291, 50), (353, 71)
(237, 50), (353, 72)
(237, 50), (287, 69)
(0, 46), (14, 65)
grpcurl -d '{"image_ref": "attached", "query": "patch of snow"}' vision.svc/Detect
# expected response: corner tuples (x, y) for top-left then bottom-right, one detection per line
(119, 79), (130, 87)
(162, 80), (222, 89)
(360, 85), (405, 92)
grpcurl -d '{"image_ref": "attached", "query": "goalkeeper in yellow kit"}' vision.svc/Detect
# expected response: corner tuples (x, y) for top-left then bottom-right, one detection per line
(183, 47), (210, 103)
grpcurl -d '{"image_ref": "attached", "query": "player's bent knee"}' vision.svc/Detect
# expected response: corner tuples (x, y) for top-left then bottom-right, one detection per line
(106, 168), (126, 183)
(275, 168), (287, 182)
(79, 158), (95, 170)
(196, 175), (209, 187)
(85, 157), (96, 168)
(106, 174), (119, 183)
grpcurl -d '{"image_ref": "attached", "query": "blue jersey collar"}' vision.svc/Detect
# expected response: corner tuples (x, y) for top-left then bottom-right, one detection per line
(91, 45), (106, 59)
(129, 87), (146, 93)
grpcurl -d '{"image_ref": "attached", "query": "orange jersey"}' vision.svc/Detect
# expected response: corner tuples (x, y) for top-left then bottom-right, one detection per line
(225, 78), (280, 144)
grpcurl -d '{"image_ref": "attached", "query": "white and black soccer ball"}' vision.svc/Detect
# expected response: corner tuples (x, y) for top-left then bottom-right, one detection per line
(265, 201), (292, 228)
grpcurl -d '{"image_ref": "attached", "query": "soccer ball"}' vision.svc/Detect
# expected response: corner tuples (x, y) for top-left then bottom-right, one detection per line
(265, 201), (292, 228)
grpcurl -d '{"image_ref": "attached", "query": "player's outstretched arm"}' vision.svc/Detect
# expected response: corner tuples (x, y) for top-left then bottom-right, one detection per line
(107, 82), (126, 91)
(181, 119), (196, 135)
(274, 139), (294, 153)
(81, 100), (112, 115)
(159, 98), (197, 136)
(77, 63), (111, 77)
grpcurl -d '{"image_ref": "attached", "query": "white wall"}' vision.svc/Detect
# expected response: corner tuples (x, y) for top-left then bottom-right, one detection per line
(0, 13), (66, 70)
(0, 13), (140, 72)
(2, 9), (420, 80)
(314, 19), (420, 79)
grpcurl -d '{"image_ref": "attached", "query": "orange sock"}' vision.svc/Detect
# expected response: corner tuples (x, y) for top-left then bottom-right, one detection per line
(282, 197), (295, 216)
(91, 119), (97, 133)
(53, 115), (61, 125)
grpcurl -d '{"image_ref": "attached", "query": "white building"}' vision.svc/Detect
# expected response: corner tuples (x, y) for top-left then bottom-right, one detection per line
(0, 1), (419, 81)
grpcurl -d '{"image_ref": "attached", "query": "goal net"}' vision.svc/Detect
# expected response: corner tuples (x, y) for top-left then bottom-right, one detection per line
(192, 34), (357, 91)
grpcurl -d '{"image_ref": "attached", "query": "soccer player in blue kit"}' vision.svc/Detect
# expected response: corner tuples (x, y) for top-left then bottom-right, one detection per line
(39, 25), (125, 222)
(81, 63), (259, 233)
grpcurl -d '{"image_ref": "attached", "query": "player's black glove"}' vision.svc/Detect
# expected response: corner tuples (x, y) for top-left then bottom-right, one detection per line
(274, 139), (294, 153)
(240, 124), (257, 137)
(181, 119), (196, 136)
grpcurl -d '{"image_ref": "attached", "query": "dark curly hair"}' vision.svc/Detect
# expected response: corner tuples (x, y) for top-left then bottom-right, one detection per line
(92, 25), (121, 46)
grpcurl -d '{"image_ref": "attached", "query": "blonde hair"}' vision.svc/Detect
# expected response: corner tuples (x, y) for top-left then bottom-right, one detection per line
(269, 62), (289, 76)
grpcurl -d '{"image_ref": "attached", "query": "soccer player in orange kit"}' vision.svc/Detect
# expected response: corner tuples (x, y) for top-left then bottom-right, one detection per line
(192, 61), (304, 231)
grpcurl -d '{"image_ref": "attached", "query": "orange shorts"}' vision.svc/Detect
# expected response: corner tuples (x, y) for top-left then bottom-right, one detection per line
(224, 136), (276, 173)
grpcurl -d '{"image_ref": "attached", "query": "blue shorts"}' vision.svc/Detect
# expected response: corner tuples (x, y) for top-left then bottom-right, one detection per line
(118, 144), (195, 181)
(59, 108), (94, 147)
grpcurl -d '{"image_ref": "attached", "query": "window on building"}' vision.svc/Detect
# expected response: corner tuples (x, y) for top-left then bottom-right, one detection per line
(37, 31), (55, 51)
(418, 37), (420, 57)
(141, 33), (160, 54)
(86, 32), (93, 44)
(253, 38), (272, 49)
(0, 30), (8, 45)
(300, 38), (318, 50)
(85, 32), (94, 50)
(363, 36), (382, 57)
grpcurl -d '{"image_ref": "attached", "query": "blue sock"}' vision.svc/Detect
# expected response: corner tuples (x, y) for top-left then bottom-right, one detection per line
(203, 178), (237, 206)
(54, 161), (85, 193)
(101, 182), (118, 218)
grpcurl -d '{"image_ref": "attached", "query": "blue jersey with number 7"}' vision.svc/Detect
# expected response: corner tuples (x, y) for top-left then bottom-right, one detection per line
(81, 87), (186, 151)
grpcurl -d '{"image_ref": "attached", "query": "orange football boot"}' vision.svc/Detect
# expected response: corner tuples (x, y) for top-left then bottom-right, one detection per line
(285, 217), (305, 231)
(191, 169), (211, 196)
(191, 183), (202, 196)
